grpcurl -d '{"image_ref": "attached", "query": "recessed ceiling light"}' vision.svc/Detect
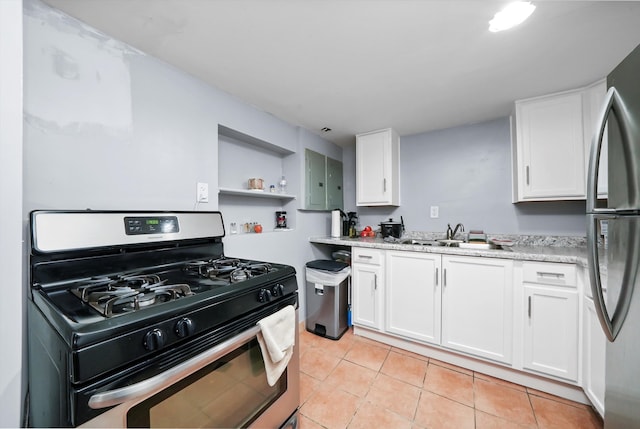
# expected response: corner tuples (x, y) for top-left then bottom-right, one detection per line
(489, 1), (536, 32)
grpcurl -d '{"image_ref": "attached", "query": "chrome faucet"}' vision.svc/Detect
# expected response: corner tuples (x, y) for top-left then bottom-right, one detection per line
(446, 223), (465, 240)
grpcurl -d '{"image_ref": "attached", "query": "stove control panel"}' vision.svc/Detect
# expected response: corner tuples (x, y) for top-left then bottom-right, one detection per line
(258, 283), (286, 303)
(124, 216), (179, 235)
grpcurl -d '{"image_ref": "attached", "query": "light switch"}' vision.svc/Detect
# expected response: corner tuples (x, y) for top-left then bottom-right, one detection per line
(430, 206), (439, 218)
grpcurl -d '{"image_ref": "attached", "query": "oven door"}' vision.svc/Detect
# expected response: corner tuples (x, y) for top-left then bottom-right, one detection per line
(81, 317), (300, 429)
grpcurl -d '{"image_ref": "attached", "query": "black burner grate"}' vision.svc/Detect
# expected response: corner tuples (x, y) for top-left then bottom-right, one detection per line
(71, 274), (194, 317)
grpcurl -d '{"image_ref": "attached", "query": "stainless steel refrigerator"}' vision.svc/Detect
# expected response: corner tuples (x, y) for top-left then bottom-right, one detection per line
(587, 43), (640, 429)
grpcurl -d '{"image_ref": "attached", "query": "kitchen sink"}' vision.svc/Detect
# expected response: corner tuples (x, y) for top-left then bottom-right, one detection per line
(401, 239), (443, 246)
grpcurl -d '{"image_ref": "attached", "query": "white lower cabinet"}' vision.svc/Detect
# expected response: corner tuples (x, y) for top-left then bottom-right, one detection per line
(385, 251), (441, 344)
(351, 248), (384, 330)
(583, 295), (606, 417)
(441, 256), (514, 364)
(350, 248), (593, 401)
(522, 262), (579, 381)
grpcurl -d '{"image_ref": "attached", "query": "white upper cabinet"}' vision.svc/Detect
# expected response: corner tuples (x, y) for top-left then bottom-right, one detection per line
(512, 80), (608, 202)
(513, 89), (586, 201)
(356, 128), (400, 206)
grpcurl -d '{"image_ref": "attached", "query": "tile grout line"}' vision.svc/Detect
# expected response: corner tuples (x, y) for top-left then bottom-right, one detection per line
(526, 390), (541, 429)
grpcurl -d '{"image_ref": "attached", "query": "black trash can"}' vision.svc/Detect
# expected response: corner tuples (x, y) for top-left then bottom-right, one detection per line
(305, 260), (350, 340)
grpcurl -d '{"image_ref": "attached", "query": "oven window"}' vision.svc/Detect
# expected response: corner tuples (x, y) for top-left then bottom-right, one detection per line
(127, 338), (287, 428)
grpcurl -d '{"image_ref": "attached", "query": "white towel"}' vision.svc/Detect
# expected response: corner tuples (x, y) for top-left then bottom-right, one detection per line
(256, 305), (296, 386)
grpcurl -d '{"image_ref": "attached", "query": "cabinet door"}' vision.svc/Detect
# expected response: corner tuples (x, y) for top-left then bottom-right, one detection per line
(441, 256), (513, 364)
(515, 91), (586, 200)
(352, 263), (383, 330)
(385, 251), (441, 344)
(583, 296), (606, 417)
(326, 157), (343, 211)
(523, 285), (579, 381)
(356, 129), (399, 206)
(305, 149), (327, 210)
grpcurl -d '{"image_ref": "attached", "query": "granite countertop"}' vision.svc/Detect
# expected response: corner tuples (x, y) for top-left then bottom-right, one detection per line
(309, 236), (589, 266)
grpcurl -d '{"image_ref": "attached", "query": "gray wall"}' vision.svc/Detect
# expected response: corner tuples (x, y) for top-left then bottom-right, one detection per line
(23, 0), (336, 269)
(21, 2), (338, 412)
(343, 118), (586, 236)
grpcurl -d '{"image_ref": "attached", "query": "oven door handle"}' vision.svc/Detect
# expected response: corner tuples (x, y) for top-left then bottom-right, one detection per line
(88, 325), (261, 409)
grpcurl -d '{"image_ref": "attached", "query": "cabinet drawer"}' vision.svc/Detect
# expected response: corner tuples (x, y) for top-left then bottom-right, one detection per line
(523, 262), (576, 287)
(352, 248), (383, 265)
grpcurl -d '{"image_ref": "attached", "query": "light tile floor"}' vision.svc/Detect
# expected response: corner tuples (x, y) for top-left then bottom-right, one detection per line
(298, 327), (603, 429)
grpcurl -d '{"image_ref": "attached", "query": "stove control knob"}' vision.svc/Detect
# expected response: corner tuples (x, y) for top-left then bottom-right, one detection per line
(272, 283), (285, 296)
(258, 288), (273, 303)
(175, 317), (196, 338)
(143, 328), (166, 351)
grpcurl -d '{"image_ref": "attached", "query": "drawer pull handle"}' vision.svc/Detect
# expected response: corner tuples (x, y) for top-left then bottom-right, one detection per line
(537, 272), (565, 279)
(359, 255), (373, 259)
(528, 296), (532, 318)
(435, 268), (439, 286)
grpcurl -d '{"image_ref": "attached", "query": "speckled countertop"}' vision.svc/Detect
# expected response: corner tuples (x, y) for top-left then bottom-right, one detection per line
(309, 236), (590, 266)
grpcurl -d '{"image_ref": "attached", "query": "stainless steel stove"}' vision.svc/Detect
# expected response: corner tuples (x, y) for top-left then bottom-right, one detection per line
(26, 210), (300, 428)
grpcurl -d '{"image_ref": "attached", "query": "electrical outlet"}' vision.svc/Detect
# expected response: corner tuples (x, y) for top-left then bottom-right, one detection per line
(430, 206), (439, 218)
(197, 182), (209, 203)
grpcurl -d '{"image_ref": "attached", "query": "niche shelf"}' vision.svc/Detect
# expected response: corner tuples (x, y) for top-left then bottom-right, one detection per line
(217, 124), (297, 232)
(218, 187), (296, 200)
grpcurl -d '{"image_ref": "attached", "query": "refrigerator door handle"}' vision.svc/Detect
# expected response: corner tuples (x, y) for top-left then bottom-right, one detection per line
(587, 214), (639, 341)
(587, 214), (615, 341)
(587, 86), (637, 213)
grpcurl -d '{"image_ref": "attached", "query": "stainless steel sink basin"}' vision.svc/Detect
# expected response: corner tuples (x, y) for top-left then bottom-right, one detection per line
(401, 239), (443, 246)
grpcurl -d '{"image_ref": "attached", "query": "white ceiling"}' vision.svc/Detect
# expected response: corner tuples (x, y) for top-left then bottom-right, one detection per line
(43, 0), (640, 146)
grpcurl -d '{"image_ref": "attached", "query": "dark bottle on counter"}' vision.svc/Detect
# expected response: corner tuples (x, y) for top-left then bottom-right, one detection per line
(347, 212), (358, 237)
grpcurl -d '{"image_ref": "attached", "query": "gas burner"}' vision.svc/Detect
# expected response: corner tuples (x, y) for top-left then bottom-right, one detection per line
(244, 263), (272, 275)
(71, 276), (194, 317)
(184, 258), (238, 279)
(228, 263), (273, 283)
(211, 257), (241, 266)
(103, 284), (193, 316)
(183, 258), (273, 283)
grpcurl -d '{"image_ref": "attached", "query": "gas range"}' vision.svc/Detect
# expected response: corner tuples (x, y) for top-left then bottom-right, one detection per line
(27, 211), (299, 427)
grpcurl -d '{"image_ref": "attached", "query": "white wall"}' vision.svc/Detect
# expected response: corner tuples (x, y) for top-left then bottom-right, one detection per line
(0, 1), (25, 426)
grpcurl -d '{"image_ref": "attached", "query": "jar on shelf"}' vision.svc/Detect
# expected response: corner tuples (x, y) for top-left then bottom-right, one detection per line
(278, 176), (287, 194)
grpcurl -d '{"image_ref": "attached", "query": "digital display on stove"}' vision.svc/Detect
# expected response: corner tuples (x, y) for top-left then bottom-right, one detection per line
(124, 216), (179, 235)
